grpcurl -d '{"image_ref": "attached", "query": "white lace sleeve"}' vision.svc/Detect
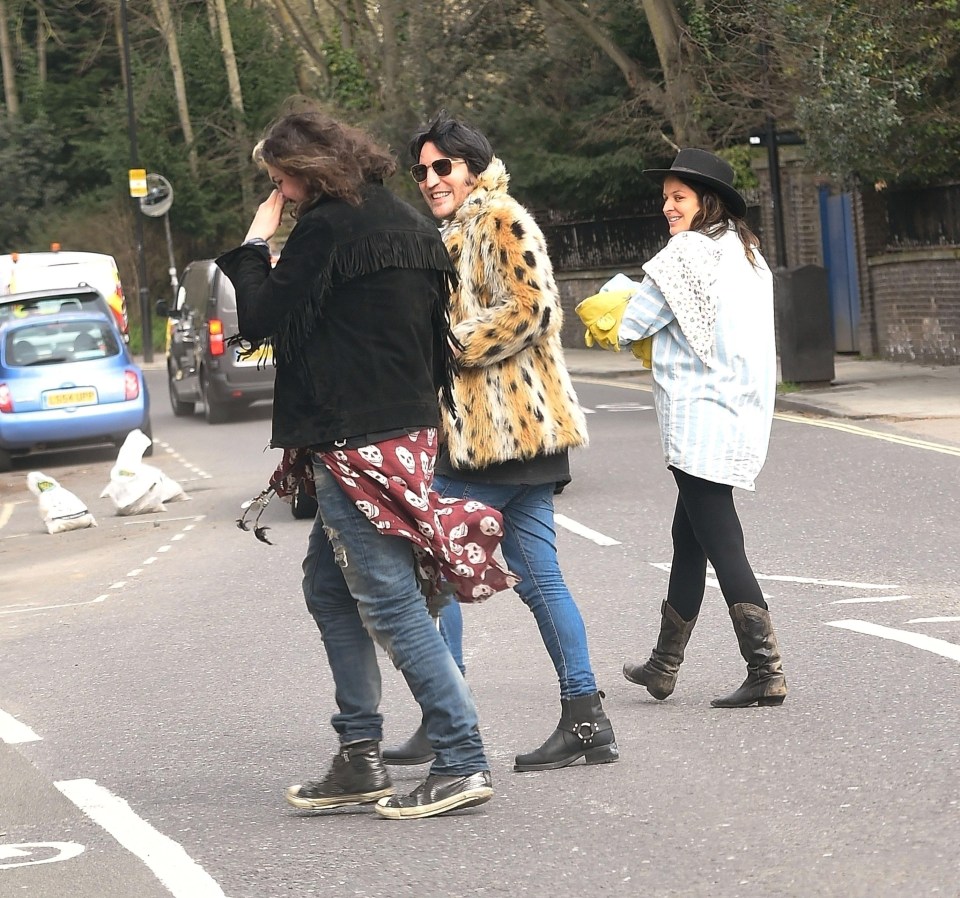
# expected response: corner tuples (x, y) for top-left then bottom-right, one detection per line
(642, 231), (721, 364)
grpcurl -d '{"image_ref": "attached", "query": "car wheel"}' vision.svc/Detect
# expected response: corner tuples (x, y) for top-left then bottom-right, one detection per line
(168, 367), (195, 417)
(141, 419), (154, 457)
(291, 482), (319, 519)
(201, 373), (230, 425)
(0, 447), (12, 473)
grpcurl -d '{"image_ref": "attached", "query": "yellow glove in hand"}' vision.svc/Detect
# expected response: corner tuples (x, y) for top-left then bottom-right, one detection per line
(575, 288), (634, 353)
(631, 336), (653, 368)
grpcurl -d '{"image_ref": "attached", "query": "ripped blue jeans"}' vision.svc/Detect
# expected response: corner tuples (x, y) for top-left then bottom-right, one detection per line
(301, 458), (487, 775)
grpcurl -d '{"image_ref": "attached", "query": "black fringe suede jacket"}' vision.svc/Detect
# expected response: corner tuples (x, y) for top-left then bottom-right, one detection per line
(216, 183), (458, 450)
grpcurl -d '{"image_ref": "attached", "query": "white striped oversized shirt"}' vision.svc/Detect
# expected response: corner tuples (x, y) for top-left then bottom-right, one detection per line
(613, 228), (776, 491)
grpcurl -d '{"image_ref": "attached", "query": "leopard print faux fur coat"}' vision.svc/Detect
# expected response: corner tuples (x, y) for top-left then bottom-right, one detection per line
(440, 157), (589, 470)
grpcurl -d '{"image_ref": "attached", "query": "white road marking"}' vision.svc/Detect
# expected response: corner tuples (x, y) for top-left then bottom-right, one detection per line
(830, 595), (912, 604)
(0, 708), (41, 743)
(554, 513), (621, 546)
(827, 620), (960, 662)
(753, 574), (899, 589)
(0, 842), (84, 868)
(908, 616), (960, 624)
(0, 516), (203, 617)
(649, 563), (772, 600)
(55, 779), (227, 898)
(0, 595), (108, 616)
(592, 403), (654, 411)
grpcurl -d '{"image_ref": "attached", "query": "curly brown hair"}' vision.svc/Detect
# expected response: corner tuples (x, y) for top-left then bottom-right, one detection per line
(682, 179), (761, 267)
(253, 109), (397, 215)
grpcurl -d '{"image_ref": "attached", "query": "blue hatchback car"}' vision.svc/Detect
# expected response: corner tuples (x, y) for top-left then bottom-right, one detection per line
(0, 310), (151, 472)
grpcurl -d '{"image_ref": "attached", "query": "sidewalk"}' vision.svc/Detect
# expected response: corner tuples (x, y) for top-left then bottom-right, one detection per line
(563, 347), (960, 447)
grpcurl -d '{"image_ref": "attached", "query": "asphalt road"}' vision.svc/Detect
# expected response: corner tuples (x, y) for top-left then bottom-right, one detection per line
(1, 370), (958, 898)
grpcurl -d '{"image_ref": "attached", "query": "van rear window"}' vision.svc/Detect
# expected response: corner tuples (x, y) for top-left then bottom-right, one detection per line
(0, 291), (108, 324)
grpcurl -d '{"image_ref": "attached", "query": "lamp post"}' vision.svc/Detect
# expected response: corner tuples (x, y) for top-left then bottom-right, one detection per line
(748, 121), (804, 271)
(118, 0), (154, 362)
(140, 173), (178, 306)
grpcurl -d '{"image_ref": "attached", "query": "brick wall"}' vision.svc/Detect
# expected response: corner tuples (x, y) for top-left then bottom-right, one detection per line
(554, 267), (645, 349)
(867, 249), (960, 364)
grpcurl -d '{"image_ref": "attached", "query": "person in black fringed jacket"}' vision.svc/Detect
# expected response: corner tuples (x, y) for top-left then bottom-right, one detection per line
(216, 106), (503, 821)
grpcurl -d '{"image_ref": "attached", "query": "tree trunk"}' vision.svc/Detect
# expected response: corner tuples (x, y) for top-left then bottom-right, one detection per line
(639, 0), (706, 146)
(36, 0), (47, 84)
(540, 0), (709, 147)
(151, 0), (199, 179)
(0, 0), (18, 118)
(208, 0), (254, 216)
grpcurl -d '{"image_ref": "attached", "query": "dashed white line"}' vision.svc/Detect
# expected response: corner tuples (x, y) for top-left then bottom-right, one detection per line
(554, 513), (621, 546)
(830, 595), (912, 605)
(827, 619), (960, 662)
(55, 779), (227, 898)
(0, 708), (42, 744)
(907, 616), (960, 624)
(0, 595), (108, 616)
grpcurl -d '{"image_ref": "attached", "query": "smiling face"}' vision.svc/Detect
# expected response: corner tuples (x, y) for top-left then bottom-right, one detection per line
(265, 163), (308, 205)
(662, 175), (702, 236)
(417, 141), (474, 220)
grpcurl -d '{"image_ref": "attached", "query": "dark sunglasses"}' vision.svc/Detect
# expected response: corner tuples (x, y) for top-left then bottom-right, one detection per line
(410, 158), (465, 183)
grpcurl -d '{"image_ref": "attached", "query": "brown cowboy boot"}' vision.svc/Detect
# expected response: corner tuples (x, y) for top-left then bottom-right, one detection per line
(711, 603), (788, 708)
(623, 601), (698, 700)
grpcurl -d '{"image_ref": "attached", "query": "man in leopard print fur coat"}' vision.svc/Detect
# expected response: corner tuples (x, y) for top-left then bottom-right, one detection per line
(382, 111), (620, 774)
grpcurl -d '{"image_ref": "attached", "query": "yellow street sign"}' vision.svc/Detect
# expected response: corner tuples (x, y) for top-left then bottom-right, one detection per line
(128, 169), (148, 198)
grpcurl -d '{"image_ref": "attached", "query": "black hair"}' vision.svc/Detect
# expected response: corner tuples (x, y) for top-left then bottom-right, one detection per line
(408, 109), (494, 177)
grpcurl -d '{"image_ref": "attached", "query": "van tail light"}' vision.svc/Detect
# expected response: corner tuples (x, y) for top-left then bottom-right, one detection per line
(0, 383), (12, 413)
(113, 287), (128, 332)
(124, 370), (140, 401)
(208, 318), (225, 356)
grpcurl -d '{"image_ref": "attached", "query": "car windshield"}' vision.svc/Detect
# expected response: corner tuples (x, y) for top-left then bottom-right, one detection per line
(4, 321), (122, 367)
(0, 291), (106, 324)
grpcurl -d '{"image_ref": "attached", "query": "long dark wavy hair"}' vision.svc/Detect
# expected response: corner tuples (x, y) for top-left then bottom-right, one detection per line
(253, 109), (397, 216)
(681, 178), (761, 267)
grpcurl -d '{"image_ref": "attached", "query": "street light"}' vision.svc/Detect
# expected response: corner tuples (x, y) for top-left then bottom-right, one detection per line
(118, 0), (153, 362)
(140, 173), (179, 307)
(747, 121), (804, 270)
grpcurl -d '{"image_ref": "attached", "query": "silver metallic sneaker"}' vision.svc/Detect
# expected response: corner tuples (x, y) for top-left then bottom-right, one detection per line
(374, 770), (493, 819)
(285, 740), (394, 810)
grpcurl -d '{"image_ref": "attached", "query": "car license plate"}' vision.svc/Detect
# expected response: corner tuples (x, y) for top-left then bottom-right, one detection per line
(235, 343), (272, 366)
(44, 388), (98, 408)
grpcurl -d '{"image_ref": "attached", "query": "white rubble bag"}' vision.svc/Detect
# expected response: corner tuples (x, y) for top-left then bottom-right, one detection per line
(27, 472), (98, 534)
(100, 429), (188, 515)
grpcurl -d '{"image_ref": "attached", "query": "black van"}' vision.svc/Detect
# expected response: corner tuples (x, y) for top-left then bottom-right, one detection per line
(156, 260), (275, 424)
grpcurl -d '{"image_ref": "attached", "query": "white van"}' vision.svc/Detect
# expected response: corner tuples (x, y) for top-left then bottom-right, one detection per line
(0, 249), (129, 340)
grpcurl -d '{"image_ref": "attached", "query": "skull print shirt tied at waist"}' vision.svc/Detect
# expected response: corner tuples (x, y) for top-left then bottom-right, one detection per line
(315, 428), (519, 603)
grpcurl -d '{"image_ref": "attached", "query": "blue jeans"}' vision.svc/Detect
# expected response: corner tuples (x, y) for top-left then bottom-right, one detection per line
(302, 460), (488, 775)
(432, 476), (598, 699)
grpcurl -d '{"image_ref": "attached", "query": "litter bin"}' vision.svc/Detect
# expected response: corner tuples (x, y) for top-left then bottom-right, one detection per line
(774, 264), (835, 383)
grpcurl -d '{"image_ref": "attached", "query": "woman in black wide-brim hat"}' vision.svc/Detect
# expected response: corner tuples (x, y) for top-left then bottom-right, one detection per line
(579, 147), (788, 708)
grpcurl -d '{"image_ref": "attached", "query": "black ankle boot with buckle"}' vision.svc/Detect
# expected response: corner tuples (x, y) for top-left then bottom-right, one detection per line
(514, 691), (620, 772)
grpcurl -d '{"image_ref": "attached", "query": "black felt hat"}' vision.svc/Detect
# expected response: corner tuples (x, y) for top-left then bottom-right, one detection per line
(644, 148), (747, 218)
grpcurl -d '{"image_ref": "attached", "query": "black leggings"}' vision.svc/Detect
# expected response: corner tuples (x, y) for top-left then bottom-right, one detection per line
(666, 467), (766, 622)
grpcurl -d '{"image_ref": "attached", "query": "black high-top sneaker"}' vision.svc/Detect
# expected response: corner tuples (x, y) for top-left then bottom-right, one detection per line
(285, 740), (394, 810)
